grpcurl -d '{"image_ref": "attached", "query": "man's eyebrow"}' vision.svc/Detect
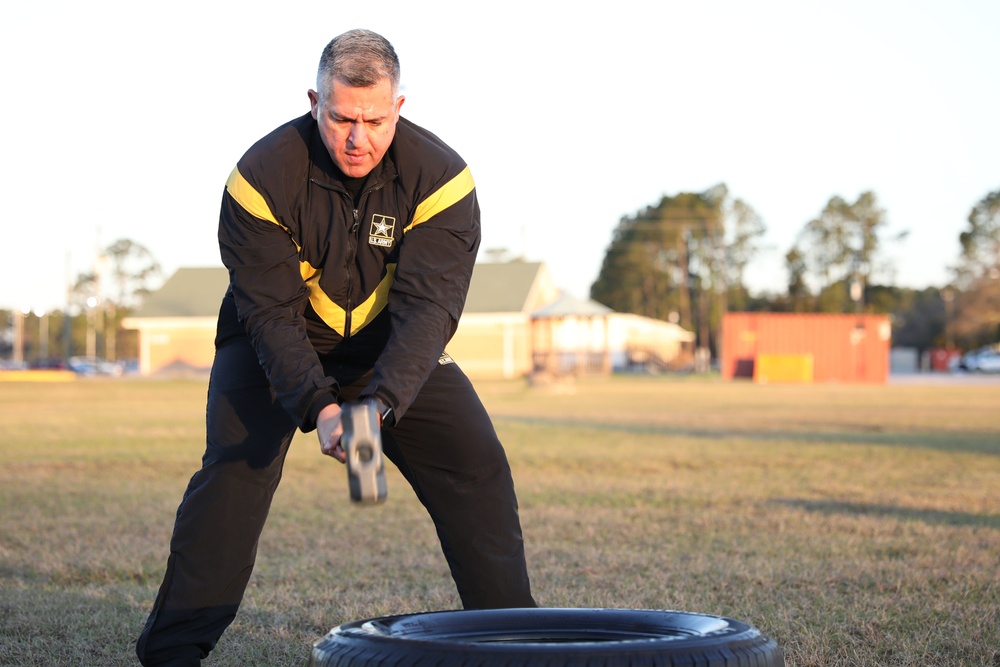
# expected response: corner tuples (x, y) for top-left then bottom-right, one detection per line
(331, 110), (390, 122)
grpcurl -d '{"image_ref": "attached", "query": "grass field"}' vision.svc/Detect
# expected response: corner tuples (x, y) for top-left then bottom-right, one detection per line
(1, 374), (998, 666)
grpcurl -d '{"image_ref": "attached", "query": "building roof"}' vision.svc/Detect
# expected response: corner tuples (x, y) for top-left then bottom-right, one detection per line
(130, 266), (230, 318)
(463, 261), (546, 313)
(128, 261), (547, 319)
(532, 292), (612, 319)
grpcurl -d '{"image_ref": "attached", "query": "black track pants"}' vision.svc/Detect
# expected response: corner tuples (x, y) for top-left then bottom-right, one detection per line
(136, 335), (535, 666)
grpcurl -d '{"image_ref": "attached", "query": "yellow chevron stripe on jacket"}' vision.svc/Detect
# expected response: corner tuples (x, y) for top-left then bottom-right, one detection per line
(302, 264), (396, 336)
(227, 166), (401, 336)
(405, 166), (475, 232)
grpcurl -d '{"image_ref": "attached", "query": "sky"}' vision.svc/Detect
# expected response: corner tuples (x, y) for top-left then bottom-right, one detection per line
(2, 0), (998, 312)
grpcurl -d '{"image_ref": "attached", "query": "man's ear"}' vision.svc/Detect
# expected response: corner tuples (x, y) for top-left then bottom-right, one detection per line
(308, 89), (320, 119)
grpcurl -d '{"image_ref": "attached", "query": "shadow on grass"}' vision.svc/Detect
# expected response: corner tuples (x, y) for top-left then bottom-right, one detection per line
(773, 498), (1000, 529)
(492, 416), (1000, 457)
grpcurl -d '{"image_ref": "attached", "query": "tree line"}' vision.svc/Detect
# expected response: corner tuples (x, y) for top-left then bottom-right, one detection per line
(1, 239), (161, 365)
(590, 184), (1000, 357)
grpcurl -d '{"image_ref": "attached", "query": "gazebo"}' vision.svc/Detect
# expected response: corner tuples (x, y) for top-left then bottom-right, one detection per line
(530, 292), (613, 378)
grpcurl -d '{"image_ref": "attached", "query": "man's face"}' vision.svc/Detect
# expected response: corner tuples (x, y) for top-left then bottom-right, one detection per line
(309, 77), (404, 179)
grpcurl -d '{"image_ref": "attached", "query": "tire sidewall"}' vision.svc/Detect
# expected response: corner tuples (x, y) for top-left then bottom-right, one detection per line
(311, 608), (782, 667)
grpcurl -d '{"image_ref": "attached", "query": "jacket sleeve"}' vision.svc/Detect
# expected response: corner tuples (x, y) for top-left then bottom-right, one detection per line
(218, 167), (338, 431)
(361, 168), (480, 421)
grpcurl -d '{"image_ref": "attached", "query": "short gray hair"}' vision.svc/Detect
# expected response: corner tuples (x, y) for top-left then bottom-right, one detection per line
(317, 29), (400, 99)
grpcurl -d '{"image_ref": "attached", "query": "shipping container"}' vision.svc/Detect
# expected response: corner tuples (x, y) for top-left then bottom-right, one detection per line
(721, 313), (891, 384)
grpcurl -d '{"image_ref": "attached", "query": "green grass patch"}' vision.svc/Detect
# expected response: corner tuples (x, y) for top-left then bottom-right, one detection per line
(1, 376), (998, 666)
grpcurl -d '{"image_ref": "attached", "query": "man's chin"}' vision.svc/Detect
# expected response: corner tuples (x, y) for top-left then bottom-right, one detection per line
(337, 159), (374, 179)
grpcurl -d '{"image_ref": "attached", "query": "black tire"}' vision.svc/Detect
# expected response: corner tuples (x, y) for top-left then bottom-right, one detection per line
(310, 607), (783, 667)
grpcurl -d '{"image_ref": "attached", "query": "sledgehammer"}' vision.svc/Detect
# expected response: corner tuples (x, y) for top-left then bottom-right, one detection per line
(340, 399), (389, 504)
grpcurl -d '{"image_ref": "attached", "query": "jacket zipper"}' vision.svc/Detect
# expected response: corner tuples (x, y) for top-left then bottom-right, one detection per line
(309, 176), (389, 343)
(345, 185), (381, 340)
(344, 207), (359, 340)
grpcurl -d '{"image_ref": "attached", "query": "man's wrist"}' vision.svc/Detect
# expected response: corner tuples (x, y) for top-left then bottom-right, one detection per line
(304, 391), (339, 433)
(361, 396), (394, 428)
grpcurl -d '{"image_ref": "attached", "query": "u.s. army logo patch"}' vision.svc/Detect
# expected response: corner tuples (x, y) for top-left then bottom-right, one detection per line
(368, 215), (395, 248)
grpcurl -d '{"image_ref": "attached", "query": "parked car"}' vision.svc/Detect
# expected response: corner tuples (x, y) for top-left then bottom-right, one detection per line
(68, 356), (124, 376)
(955, 346), (1000, 373)
(973, 349), (1000, 373)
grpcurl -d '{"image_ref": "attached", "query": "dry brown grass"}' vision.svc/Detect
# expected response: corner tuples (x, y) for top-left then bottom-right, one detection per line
(1, 375), (998, 666)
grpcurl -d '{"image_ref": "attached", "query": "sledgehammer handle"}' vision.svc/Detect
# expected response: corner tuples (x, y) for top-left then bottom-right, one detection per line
(340, 402), (388, 504)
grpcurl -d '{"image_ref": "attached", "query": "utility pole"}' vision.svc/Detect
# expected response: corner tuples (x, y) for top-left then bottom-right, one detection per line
(12, 309), (26, 367)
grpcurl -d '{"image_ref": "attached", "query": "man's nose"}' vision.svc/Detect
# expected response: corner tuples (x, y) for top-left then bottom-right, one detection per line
(348, 122), (367, 147)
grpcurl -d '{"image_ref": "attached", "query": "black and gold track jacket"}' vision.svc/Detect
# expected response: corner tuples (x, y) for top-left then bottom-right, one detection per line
(217, 113), (480, 432)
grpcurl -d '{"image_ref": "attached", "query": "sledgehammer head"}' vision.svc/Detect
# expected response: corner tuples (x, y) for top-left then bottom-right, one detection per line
(340, 400), (388, 504)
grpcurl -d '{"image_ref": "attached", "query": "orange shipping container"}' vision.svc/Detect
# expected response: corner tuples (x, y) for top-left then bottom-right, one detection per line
(721, 313), (891, 384)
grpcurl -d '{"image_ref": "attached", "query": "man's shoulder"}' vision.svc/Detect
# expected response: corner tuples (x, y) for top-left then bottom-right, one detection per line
(393, 117), (468, 179)
(237, 114), (314, 184)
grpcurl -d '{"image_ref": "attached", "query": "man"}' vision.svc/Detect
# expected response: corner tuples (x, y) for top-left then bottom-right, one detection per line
(136, 29), (536, 667)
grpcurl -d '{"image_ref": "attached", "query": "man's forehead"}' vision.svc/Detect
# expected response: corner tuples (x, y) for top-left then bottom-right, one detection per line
(327, 80), (396, 117)
(329, 75), (394, 97)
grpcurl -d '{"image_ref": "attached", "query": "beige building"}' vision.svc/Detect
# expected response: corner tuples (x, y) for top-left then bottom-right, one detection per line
(123, 262), (693, 378)
(447, 261), (560, 378)
(121, 262), (560, 377)
(121, 267), (230, 375)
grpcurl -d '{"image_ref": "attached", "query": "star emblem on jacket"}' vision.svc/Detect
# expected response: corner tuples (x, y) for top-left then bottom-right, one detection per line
(368, 215), (395, 248)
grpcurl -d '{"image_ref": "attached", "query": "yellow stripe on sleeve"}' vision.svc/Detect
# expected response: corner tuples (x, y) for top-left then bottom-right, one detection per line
(226, 167), (281, 226)
(404, 166), (475, 233)
(226, 166), (299, 249)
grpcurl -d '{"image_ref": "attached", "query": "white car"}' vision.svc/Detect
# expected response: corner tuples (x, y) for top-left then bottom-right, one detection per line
(974, 350), (1000, 373)
(957, 347), (1000, 373)
(68, 356), (125, 376)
